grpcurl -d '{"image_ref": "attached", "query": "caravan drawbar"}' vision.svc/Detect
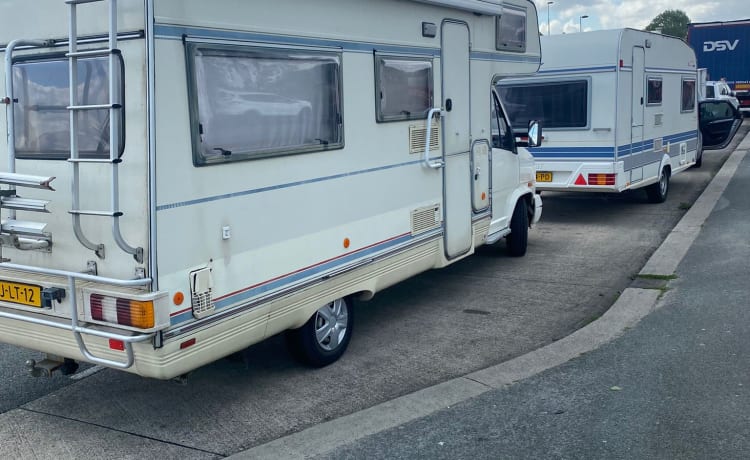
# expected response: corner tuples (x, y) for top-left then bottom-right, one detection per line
(0, 0), (543, 378)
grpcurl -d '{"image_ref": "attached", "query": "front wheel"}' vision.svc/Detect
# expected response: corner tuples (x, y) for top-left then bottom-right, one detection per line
(646, 167), (670, 203)
(286, 297), (353, 367)
(506, 199), (529, 257)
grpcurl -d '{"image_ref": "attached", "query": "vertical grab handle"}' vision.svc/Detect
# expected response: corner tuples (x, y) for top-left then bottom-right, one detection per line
(424, 108), (445, 169)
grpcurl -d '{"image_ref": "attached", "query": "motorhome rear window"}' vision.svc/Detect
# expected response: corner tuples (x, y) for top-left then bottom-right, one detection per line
(681, 78), (696, 112)
(497, 80), (588, 129)
(186, 43), (343, 165)
(374, 55), (433, 122)
(496, 6), (527, 53)
(12, 55), (124, 159)
(647, 77), (662, 105)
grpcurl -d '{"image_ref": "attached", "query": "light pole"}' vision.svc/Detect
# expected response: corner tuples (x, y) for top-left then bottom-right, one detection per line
(579, 14), (589, 32)
(547, 1), (554, 35)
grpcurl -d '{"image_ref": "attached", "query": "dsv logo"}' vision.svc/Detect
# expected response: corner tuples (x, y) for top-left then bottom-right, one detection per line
(703, 40), (740, 52)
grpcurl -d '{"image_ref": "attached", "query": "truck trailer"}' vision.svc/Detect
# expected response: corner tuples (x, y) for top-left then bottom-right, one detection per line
(688, 19), (750, 115)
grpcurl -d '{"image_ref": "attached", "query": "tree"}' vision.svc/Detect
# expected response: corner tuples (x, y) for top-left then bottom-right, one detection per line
(645, 9), (690, 39)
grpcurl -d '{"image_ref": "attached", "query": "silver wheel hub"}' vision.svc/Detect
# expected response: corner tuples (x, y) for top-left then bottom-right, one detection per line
(314, 298), (349, 351)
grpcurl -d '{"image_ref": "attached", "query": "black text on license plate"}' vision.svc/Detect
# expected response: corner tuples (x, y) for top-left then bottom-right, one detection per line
(0, 280), (42, 307)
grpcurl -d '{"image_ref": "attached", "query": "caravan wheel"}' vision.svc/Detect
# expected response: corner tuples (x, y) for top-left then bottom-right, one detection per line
(286, 297), (353, 367)
(646, 168), (670, 203)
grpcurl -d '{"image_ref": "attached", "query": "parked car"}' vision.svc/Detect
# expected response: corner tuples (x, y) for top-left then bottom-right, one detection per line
(704, 80), (740, 110)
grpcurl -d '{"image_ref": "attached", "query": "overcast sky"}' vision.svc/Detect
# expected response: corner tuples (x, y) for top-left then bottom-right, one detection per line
(534, 0), (748, 35)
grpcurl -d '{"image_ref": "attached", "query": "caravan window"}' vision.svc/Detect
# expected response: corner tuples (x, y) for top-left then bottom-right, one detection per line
(12, 54), (125, 159)
(374, 55), (433, 122)
(497, 79), (589, 129)
(647, 77), (662, 105)
(187, 43), (343, 166)
(681, 78), (696, 112)
(496, 6), (527, 53)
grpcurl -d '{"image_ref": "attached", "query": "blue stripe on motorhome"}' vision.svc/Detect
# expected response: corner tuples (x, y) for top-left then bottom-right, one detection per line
(536, 65), (617, 75)
(157, 158), (426, 211)
(528, 146), (615, 159)
(168, 231), (426, 325)
(471, 51), (541, 64)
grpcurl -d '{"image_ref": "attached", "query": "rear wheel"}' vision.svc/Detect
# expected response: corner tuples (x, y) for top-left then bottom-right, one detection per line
(646, 167), (670, 203)
(286, 297), (353, 367)
(506, 199), (528, 257)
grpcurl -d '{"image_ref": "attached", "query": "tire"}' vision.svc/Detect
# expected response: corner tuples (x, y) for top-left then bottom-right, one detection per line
(646, 167), (670, 203)
(286, 297), (353, 367)
(506, 199), (528, 257)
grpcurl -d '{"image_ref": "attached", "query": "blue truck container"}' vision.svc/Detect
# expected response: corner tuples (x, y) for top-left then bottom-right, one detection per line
(688, 19), (750, 114)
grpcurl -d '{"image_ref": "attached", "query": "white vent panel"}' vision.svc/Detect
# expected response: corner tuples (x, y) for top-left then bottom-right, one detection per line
(409, 122), (441, 154)
(190, 267), (216, 319)
(411, 204), (441, 235)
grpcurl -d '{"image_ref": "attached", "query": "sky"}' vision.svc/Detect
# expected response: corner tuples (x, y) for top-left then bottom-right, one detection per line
(534, 0), (749, 35)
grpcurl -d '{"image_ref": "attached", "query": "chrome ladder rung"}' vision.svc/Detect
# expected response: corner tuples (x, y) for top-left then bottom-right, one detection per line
(69, 210), (122, 217)
(67, 103), (122, 111)
(66, 48), (119, 58)
(1, 219), (48, 237)
(0, 173), (56, 190)
(67, 158), (121, 164)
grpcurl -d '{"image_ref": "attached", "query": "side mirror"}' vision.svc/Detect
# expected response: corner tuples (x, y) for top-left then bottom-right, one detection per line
(527, 120), (542, 147)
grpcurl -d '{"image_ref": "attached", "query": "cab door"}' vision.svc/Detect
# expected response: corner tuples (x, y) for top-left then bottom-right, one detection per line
(699, 100), (742, 150)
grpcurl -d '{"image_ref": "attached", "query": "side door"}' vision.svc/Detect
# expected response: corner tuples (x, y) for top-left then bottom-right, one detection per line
(441, 20), (472, 259)
(490, 90), (519, 229)
(699, 100), (742, 150)
(630, 46), (645, 181)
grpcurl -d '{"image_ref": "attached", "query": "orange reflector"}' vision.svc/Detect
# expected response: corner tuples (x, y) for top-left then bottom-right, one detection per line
(574, 174), (587, 185)
(109, 339), (125, 351)
(481, 192), (486, 200)
(343, 238), (350, 249)
(173, 291), (185, 306)
(588, 173), (616, 186)
(180, 338), (196, 350)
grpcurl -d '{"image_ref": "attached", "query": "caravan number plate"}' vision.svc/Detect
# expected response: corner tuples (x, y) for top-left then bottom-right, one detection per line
(0, 280), (42, 307)
(536, 171), (553, 182)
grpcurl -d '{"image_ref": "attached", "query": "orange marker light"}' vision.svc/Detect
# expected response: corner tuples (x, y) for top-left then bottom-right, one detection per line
(343, 238), (351, 249)
(481, 192), (486, 200)
(173, 291), (185, 306)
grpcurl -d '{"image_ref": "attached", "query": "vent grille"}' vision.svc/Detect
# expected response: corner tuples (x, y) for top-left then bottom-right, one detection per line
(411, 204), (441, 235)
(190, 267), (216, 319)
(192, 289), (214, 319)
(409, 122), (440, 154)
(654, 113), (663, 126)
(653, 138), (663, 152)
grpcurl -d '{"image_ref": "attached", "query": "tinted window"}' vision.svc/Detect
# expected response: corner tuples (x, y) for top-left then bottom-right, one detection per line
(187, 43), (343, 165)
(497, 80), (588, 129)
(375, 55), (433, 122)
(647, 77), (662, 105)
(12, 55), (124, 159)
(705, 85), (715, 98)
(496, 7), (527, 53)
(681, 79), (695, 112)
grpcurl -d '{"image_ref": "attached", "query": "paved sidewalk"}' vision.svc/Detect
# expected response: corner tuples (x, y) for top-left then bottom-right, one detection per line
(237, 131), (750, 459)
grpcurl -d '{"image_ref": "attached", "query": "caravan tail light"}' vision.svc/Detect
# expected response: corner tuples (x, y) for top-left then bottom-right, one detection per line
(588, 173), (616, 186)
(90, 294), (155, 329)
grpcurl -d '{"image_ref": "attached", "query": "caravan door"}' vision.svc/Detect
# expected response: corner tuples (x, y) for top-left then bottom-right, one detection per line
(630, 46), (645, 181)
(441, 20), (472, 259)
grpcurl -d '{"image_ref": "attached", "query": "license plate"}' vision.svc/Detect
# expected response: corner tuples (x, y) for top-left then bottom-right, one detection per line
(536, 171), (553, 182)
(0, 280), (42, 307)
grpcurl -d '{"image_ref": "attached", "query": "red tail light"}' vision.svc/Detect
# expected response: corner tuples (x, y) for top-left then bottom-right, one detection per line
(588, 173), (616, 186)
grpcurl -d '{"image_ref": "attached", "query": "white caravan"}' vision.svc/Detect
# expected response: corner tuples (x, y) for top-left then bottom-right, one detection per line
(0, 0), (543, 379)
(498, 28), (739, 203)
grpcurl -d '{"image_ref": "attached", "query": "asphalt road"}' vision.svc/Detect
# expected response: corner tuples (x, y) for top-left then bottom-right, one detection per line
(0, 125), (746, 458)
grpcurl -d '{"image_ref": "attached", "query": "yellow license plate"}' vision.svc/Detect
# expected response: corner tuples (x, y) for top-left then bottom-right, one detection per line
(536, 171), (553, 182)
(0, 280), (42, 307)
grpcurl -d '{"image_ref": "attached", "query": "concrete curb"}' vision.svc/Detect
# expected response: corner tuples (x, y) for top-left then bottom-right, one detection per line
(232, 131), (750, 460)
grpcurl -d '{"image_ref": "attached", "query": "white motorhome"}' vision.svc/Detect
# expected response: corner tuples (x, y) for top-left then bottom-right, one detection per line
(498, 29), (740, 203)
(0, 0), (543, 379)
